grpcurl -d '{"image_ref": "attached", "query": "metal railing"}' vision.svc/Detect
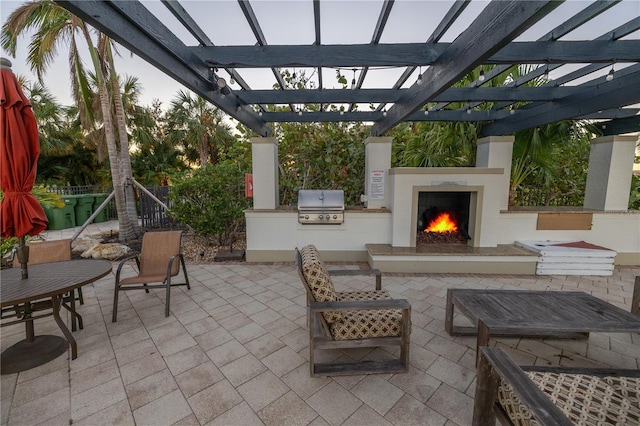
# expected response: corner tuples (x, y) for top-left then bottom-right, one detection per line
(138, 185), (174, 228)
(46, 185), (174, 228)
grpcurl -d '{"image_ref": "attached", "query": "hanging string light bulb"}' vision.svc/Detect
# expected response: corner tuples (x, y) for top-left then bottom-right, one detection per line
(606, 63), (614, 81)
(542, 59), (554, 83)
(543, 63), (550, 81)
(351, 68), (357, 90)
(230, 70), (236, 85)
(478, 69), (485, 82)
(417, 66), (423, 85)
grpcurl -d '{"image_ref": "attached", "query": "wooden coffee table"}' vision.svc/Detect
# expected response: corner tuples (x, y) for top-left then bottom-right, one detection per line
(445, 289), (640, 361)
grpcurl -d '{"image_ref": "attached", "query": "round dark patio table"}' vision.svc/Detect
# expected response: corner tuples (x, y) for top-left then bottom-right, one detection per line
(0, 259), (112, 374)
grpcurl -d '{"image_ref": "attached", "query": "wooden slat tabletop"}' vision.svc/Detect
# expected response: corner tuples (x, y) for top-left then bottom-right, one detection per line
(1, 260), (112, 307)
(450, 289), (640, 334)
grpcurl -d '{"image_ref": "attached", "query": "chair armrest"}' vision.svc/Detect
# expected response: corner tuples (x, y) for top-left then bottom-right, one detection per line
(117, 253), (139, 263)
(474, 347), (573, 426)
(310, 298), (410, 313)
(115, 254), (141, 282)
(328, 268), (382, 290)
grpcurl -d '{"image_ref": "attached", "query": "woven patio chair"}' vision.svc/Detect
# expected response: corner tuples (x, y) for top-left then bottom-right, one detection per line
(6, 239), (84, 330)
(112, 230), (190, 321)
(295, 245), (411, 376)
(473, 346), (640, 426)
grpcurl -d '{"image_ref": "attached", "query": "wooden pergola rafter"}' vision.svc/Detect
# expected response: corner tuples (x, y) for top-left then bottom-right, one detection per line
(55, 0), (640, 138)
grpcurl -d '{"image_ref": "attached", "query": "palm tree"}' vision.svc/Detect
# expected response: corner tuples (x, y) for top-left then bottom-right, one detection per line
(131, 141), (187, 186)
(122, 81), (188, 185)
(21, 86), (99, 186)
(511, 120), (597, 206)
(391, 65), (598, 207)
(23, 80), (68, 156)
(120, 75), (159, 153)
(103, 41), (138, 232)
(392, 66), (505, 168)
(165, 90), (235, 168)
(2, 0), (139, 240)
(509, 122), (569, 205)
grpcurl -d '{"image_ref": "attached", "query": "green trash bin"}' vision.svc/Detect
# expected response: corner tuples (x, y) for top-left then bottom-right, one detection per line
(44, 196), (77, 230)
(71, 194), (95, 226)
(91, 193), (109, 223)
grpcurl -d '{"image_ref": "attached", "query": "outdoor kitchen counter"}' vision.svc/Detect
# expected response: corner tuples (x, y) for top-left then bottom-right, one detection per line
(244, 207), (393, 262)
(246, 206), (391, 213)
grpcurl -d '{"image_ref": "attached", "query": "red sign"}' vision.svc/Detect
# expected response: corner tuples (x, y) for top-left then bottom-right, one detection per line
(245, 173), (253, 198)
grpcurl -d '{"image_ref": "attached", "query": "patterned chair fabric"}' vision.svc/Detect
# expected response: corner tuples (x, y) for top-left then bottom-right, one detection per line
(296, 245), (411, 376)
(299, 245), (404, 339)
(473, 347), (640, 426)
(299, 244), (340, 323)
(498, 372), (640, 425)
(330, 291), (403, 340)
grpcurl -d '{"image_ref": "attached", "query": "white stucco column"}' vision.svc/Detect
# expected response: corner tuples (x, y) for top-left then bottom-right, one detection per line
(584, 135), (636, 211)
(476, 136), (513, 211)
(364, 136), (392, 209)
(250, 137), (279, 209)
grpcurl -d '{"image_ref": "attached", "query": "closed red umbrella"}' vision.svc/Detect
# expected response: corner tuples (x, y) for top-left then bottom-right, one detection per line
(1, 57), (48, 278)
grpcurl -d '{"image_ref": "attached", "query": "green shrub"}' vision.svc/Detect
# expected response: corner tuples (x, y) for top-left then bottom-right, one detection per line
(629, 172), (640, 210)
(0, 187), (63, 258)
(1, 237), (18, 259)
(168, 161), (251, 246)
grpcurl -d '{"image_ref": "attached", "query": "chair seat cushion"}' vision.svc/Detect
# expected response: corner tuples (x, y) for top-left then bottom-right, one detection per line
(498, 372), (640, 425)
(119, 274), (169, 285)
(330, 290), (403, 340)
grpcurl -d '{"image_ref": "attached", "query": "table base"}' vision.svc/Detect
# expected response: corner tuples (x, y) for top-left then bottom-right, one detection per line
(1, 335), (68, 375)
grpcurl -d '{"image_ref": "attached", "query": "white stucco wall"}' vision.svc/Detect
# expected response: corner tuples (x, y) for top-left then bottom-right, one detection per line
(245, 209), (392, 262)
(245, 134), (639, 266)
(584, 135), (637, 211)
(497, 210), (640, 264)
(245, 209), (639, 264)
(250, 137), (279, 210)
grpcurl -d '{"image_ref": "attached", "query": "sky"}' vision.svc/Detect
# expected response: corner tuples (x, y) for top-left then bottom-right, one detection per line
(0, 1), (184, 108)
(1, 0), (639, 110)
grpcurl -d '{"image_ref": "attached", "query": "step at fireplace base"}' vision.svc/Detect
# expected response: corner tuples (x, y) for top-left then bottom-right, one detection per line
(366, 244), (539, 274)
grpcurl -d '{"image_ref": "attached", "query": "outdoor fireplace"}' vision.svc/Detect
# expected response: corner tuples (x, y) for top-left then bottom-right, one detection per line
(416, 191), (471, 245)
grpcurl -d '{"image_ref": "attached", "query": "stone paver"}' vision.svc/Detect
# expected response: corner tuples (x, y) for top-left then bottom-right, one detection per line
(1, 237), (638, 425)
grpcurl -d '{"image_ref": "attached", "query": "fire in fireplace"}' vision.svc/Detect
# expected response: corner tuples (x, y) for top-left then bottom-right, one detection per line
(417, 192), (471, 245)
(425, 212), (458, 233)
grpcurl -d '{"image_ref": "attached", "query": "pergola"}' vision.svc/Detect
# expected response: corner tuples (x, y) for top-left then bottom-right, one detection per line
(56, 0), (639, 138)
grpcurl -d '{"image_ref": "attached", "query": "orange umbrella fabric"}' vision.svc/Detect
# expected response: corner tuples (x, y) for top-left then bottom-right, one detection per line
(1, 59), (48, 238)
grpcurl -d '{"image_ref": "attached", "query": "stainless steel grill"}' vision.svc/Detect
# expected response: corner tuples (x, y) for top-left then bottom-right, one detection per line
(297, 190), (344, 225)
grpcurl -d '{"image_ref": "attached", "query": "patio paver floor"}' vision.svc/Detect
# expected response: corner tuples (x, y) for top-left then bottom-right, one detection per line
(1, 230), (638, 425)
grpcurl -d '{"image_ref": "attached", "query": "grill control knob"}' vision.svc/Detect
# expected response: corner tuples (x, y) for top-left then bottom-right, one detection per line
(305, 215), (309, 219)
(319, 215), (323, 219)
(333, 215), (337, 219)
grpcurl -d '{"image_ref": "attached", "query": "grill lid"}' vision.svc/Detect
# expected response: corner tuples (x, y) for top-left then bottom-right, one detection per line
(297, 190), (344, 210)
